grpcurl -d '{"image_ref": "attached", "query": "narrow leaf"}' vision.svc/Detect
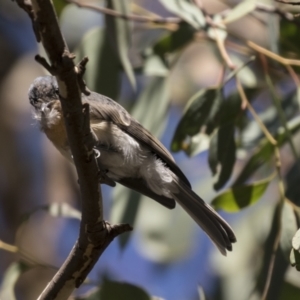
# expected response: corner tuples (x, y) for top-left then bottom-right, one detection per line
(211, 122), (236, 191)
(211, 176), (273, 212)
(171, 88), (221, 152)
(292, 228), (300, 251)
(280, 200), (298, 259)
(0, 262), (30, 300)
(75, 27), (120, 100)
(223, 0), (257, 24)
(291, 229), (300, 271)
(158, 0), (206, 29)
(153, 22), (195, 57)
(234, 115), (300, 186)
(131, 76), (169, 133)
(106, 0), (136, 89)
(100, 280), (151, 300)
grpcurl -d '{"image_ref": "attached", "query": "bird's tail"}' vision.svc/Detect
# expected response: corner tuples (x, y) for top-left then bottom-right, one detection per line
(172, 178), (236, 255)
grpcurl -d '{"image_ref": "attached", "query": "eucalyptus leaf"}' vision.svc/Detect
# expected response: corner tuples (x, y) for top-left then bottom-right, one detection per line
(100, 279), (151, 300)
(143, 52), (169, 77)
(209, 122), (236, 191)
(211, 176), (272, 212)
(158, 0), (206, 29)
(131, 76), (169, 133)
(234, 115), (300, 186)
(153, 22), (195, 58)
(171, 88), (221, 152)
(292, 228), (300, 251)
(291, 229), (300, 271)
(106, 0), (136, 89)
(223, 0), (257, 24)
(75, 27), (120, 99)
(290, 248), (300, 271)
(280, 200), (298, 259)
(0, 262), (30, 300)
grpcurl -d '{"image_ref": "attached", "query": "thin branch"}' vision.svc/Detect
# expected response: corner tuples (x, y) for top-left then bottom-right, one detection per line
(236, 80), (277, 146)
(66, 0), (181, 24)
(14, 0), (132, 299)
(248, 40), (300, 66)
(0, 240), (18, 253)
(255, 2), (298, 22)
(276, 0), (300, 5)
(236, 70), (287, 300)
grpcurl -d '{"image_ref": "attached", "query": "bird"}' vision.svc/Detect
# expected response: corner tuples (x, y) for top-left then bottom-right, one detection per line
(28, 75), (236, 255)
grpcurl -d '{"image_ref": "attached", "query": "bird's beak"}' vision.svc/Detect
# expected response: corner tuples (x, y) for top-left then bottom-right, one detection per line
(40, 102), (50, 115)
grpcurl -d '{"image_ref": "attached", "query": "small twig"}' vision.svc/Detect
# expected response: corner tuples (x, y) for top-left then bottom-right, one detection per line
(212, 25), (235, 69)
(237, 59), (288, 300)
(261, 229), (281, 300)
(76, 57), (91, 96)
(66, 0), (181, 24)
(0, 240), (18, 253)
(236, 80), (277, 146)
(260, 54), (299, 160)
(256, 2), (298, 22)
(248, 41), (300, 66)
(276, 0), (300, 5)
(35, 55), (57, 75)
(285, 64), (300, 87)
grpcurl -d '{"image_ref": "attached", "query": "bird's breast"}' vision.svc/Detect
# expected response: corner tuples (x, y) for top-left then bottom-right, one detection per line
(43, 115), (69, 157)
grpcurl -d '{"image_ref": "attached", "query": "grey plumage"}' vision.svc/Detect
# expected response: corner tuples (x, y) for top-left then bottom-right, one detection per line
(28, 76), (236, 255)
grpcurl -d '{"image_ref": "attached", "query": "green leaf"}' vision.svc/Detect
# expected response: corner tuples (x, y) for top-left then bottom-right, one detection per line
(209, 122), (236, 190)
(106, 0), (136, 89)
(143, 51), (169, 77)
(153, 22), (196, 58)
(158, 0), (206, 29)
(211, 176), (273, 212)
(223, 0), (257, 24)
(100, 280), (151, 300)
(0, 262), (30, 300)
(131, 76), (170, 133)
(290, 248), (300, 271)
(171, 88), (221, 152)
(280, 200), (298, 259)
(75, 27), (120, 100)
(256, 202), (288, 295)
(116, 190), (141, 250)
(292, 228), (300, 251)
(234, 115), (300, 186)
(291, 228), (300, 271)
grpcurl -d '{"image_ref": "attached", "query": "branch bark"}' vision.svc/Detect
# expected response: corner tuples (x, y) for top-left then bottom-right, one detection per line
(13, 0), (132, 299)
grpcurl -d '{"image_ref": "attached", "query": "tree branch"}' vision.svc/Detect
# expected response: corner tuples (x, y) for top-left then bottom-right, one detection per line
(13, 0), (132, 299)
(66, 0), (181, 24)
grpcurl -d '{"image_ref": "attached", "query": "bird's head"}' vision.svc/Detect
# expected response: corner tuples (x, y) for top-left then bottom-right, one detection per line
(28, 76), (62, 130)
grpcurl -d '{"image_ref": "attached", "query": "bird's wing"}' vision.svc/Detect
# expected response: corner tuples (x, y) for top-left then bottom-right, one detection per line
(118, 177), (176, 209)
(86, 93), (191, 188)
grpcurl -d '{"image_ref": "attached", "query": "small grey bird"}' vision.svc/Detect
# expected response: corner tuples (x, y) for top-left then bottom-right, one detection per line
(28, 75), (236, 255)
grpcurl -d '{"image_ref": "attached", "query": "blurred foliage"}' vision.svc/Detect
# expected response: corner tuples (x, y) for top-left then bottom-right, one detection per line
(4, 0), (300, 299)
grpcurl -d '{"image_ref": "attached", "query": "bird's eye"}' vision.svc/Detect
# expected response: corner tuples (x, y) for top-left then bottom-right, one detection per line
(31, 97), (38, 104)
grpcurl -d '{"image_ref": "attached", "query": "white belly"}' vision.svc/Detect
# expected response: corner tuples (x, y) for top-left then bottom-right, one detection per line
(92, 121), (176, 197)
